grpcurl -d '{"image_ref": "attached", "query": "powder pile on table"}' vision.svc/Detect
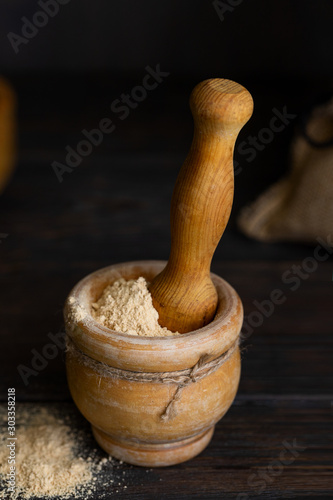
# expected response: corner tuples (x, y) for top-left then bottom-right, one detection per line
(0, 406), (127, 499)
(92, 277), (179, 337)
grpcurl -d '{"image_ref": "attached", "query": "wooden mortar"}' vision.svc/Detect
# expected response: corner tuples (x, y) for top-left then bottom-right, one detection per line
(0, 78), (16, 194)
(65, 78), (253, 467)
(64, 260), (243, 467)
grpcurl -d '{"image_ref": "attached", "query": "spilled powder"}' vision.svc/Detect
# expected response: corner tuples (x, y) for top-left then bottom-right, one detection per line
(91, 277), (179, 337)
(67, 296), (87, 324)
(0, 405), (130, 499)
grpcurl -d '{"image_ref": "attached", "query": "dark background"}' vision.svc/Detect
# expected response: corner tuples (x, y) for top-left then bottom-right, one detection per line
(1, 0), (333, 78)
(1, 1), (333, 499)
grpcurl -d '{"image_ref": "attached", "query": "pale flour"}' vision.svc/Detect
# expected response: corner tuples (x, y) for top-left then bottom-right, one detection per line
(0, 405), (129, 499)
(91, 277), (179, 336)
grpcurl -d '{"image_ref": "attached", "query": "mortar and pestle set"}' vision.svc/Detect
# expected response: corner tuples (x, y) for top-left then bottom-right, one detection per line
(64, 79), (253, 467)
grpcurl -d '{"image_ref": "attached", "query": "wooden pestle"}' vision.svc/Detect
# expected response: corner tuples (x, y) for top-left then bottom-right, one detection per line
(149, 79), (253, 333)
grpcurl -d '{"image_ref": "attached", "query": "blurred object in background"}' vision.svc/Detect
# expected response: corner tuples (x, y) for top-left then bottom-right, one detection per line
(0, 77), (16, 194)
(237, 95), (333, 246)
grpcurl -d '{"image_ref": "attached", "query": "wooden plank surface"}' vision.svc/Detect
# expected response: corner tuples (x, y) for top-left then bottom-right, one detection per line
(1, 401), (331, 500)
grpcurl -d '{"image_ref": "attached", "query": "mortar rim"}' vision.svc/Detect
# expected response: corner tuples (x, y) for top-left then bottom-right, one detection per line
(64, 260), (243, 371)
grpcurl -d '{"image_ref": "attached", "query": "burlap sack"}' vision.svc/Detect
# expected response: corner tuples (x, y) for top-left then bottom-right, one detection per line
(238, 98), (333, 245)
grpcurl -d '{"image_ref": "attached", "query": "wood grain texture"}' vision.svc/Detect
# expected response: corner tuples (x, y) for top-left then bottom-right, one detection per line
(149, 79), (253, 333)
(1, 401), (331, 500)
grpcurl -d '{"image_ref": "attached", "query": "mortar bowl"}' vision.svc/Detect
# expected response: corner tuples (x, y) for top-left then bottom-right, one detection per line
(64, 260), (243, 467)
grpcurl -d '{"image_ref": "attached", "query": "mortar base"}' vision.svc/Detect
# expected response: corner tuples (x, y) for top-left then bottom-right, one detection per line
(92, 425), (215, 467)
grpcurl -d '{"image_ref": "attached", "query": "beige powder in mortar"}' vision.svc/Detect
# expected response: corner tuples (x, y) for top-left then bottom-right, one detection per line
(91, 277), (179, 337)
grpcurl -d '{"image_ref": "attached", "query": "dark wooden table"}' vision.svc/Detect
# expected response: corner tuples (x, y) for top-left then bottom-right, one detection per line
(1, 75), (332, 499)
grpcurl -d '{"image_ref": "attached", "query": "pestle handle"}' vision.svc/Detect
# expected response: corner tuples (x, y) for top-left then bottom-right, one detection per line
(149, 79), (253, 333)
